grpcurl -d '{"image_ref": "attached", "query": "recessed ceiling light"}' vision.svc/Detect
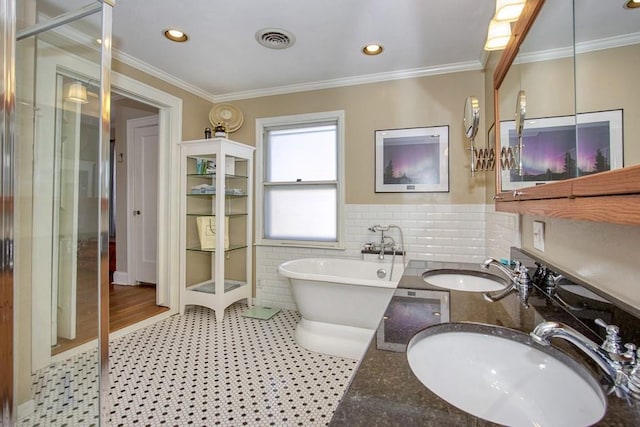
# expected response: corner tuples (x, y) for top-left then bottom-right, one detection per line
(624, 0), (640, 8)
(163, 28), (189, 42)
(362, 44), (383, 56)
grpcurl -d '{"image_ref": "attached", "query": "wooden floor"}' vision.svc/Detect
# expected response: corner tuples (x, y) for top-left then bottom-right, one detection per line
(109, 283), (169, 332)
(52, 241), (168, 355)
(53, 283), (169, 355)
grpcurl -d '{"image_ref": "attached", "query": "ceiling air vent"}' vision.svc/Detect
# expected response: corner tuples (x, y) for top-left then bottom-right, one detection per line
(255, 28), (296, 50)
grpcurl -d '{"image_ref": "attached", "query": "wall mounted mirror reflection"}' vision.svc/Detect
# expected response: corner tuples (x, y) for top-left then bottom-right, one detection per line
(514, 89), (526, 176)
(574, 0), (639, 170)
(463, 96), (480, 176)
(497, 0), (575, 190)
(496, 0), (639, 192)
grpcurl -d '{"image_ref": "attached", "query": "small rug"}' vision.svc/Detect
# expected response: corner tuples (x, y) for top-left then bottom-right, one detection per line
(242, 306), (281, 320)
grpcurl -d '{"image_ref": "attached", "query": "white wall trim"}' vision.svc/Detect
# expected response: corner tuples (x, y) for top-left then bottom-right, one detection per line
(17, 399), (35, 421)
(112, 271), (130, 286)
(255, 111), (345, 249)
(112, 49), (217, 103)
(214, 60), (483, 102)
(110, 72), (183, 309)
(518, 32), (640, 64)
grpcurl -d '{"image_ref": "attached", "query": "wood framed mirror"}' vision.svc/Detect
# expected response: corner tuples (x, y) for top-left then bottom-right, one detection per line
(492, 0), (640, 225)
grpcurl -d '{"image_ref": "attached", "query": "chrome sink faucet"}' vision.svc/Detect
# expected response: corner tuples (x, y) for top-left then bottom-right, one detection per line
(481, 258), (532, 308)
(531, 318), (640, 403)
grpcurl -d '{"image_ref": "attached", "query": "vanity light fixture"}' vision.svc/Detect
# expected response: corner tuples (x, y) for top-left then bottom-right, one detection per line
(625, 0), (640, 9)
(484, 19), (512, 51)
(65, 81), (88, 104)
(362, 44), (383, 56)
(494, 0), (526, 22)
(163, 28), (189, 42)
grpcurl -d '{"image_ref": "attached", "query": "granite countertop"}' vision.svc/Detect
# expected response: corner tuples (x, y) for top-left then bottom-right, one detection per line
(329, 259), (640, 427)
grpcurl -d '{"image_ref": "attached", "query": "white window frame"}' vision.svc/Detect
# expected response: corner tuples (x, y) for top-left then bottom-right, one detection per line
(255, 110), (345, 249)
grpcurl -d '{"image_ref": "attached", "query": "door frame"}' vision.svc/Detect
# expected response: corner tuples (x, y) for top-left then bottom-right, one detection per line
(31, 41), (182, 370)
(125, 114), (159, 290)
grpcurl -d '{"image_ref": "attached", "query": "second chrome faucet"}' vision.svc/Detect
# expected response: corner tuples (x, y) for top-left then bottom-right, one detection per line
(481, 258), (532, 308)
(531, 318), (640, 403)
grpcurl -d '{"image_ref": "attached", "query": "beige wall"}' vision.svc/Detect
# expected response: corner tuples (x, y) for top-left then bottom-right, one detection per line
(521, 216), (640, 312)
(575, 44), (640, 166)
(231, 70), (489, 205)
(112, 59), (213, 141)
(498, 43), (640, 167)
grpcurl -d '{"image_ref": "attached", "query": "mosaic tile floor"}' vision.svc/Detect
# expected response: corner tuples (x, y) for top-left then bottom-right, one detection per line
(19, 303), (358, 426)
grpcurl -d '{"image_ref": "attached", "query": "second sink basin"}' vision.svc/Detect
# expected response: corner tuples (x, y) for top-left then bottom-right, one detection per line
(422, 269), (507, 292)
(407, 323), (606, 427)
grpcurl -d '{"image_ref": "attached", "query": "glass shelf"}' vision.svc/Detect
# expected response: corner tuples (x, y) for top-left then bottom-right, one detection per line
(186, 193), (248, 198)
(187, 280), (246, 294)
(186, 172), (249, 179)
(186, 212), (248, 217)
(186, 244), (248, 253)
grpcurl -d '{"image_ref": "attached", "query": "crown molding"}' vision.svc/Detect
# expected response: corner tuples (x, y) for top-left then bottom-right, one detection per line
(575, 31), (640, 54)
(518, 32), (640, 64)
(212, 60), (483, 102)
(111, 49), (217, 103)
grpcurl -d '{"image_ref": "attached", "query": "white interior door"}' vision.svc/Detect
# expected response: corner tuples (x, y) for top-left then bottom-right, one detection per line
(128, 115), (159, 284)
(52, 78), (82, 341)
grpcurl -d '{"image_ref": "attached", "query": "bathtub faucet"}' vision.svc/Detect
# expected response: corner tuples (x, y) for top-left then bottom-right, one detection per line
(379, 234), (395, 260)
(367, 224), (406, 268)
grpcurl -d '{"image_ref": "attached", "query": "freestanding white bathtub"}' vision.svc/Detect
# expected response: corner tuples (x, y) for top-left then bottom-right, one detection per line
(278, 257), (404, 359)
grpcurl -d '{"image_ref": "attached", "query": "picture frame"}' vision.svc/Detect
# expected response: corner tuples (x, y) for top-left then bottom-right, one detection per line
(375, 126), (449, 193)
(500, 109), (623, 191)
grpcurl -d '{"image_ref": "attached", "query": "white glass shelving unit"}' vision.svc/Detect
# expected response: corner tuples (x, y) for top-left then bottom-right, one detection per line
(179, 138), (254, 322)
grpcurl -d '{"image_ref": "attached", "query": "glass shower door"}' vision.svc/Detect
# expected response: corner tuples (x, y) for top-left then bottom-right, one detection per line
(9, 1), (112, 424)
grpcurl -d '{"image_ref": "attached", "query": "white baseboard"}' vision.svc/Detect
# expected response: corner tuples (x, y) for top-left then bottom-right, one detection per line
(51, 309), (176, 363)
(17, 399), (34, 421)
(112, 271), (131, 285)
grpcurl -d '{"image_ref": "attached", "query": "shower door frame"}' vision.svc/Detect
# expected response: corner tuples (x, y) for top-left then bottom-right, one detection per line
(0, 0), (16, 424)
(4, 0), (183, 422)
(1, 1), (114, 424)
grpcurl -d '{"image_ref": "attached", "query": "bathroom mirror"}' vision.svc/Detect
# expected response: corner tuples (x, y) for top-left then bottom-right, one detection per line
(514, 90), (526, 139)
(493, 0), (640, 225)
(463, 96), (480, 176)
(513, 90), (526, 176)
(463, 96), (480, 140)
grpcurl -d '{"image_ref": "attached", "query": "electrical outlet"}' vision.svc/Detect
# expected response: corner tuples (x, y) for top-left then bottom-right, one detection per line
(533, 221), (545, 252)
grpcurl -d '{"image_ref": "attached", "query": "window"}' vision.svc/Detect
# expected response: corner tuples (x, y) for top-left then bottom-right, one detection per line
(256, 111), (344, 247)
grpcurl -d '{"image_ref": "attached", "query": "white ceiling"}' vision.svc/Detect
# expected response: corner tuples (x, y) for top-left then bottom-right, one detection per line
(34, 0), (640, 102)
(38, 0), (496, 101)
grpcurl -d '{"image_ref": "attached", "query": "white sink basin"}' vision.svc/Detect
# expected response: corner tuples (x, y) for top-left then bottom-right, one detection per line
(407, 324), (606, 427)
(422, 269), (507, 292)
